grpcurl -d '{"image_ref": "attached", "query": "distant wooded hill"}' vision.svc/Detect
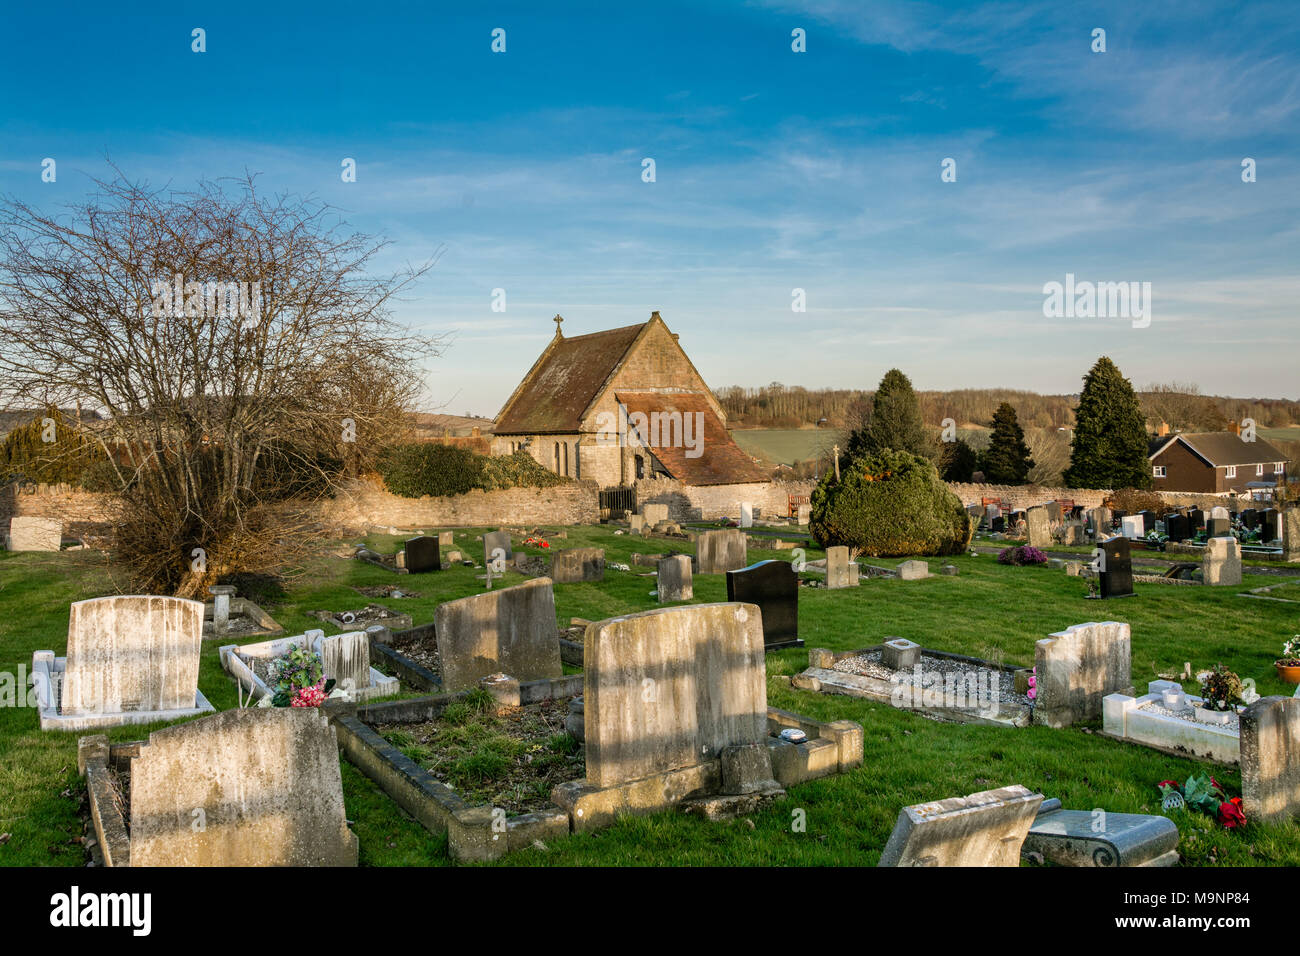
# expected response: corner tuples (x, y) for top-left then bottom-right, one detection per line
(716, 384), (1300, 433)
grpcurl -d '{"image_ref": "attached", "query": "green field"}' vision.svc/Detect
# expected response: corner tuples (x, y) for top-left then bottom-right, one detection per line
(730, 428), (833, 465)
(2, 525), (1297, 867)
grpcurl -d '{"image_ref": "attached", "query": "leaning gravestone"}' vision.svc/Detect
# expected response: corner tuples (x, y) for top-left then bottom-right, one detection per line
(1097, 537), (1134, 599)
(581, 603), (770, 790)
(1240, 696), (1300, 825)
(1025, 506), (1051, 549)
(695, 528), (747, 574)
(319, 631), (371, 691)
(1203, 537), (1242, 586)
(726, 560), (802, 651)
(482, 529), (513, 565)
(1034, 622), (1133, 728)
(62, 596), (205, 717)
(129, 708), (358, 866)
(657, 555), (693, 602)
(550, 547), (605, 583)
(434, 577), (562, 692)
(825, 546), (859, 588)
(404, 535), (440, 573)
(6, 516), (62, 551)
(878, 785), (1043, 867)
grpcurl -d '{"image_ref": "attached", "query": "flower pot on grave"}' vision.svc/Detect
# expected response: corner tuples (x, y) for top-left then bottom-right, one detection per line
(1192, 705), (1233, 725)
(1275, 662), (1300, 685)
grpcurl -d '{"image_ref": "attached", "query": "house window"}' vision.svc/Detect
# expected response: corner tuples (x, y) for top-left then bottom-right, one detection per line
(1153, 465), (1166, 478)
(1256, 464), (1264, 477)
(635, 455), (645, 480)
(1276, 462), (1286, 474)
(1225, 466), (1237, 478)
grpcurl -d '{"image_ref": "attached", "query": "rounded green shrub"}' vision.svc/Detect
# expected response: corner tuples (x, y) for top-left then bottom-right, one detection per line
(376, 444), (485, 498)
(810, 448), (973, 557)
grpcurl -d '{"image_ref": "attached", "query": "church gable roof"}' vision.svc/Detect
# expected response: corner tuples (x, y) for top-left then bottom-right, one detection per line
(615, 391), (769, 485)
(494, 322), (644, 435)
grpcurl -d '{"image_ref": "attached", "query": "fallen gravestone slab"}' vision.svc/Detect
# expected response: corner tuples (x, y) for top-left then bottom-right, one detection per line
(878, 785), (1043, 867)
(1022, 798), (1179, 867)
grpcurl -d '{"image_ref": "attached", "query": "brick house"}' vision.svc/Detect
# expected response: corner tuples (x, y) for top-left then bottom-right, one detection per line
(491, 311), (767, 488)
(1148, 431), (1290, 495)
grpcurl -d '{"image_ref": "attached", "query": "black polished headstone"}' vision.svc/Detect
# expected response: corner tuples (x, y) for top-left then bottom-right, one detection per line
(992, 516), (1006, 533)
(1262, 509), (1281, 541)
(1188, 509), (1205, 532)
(1241, 509), (1260, 529)
(405, 535), (440, 573)
(725, 559), (802, 651)
(1099, 537), (1135, 599)
(1165, 513), (1190, 542)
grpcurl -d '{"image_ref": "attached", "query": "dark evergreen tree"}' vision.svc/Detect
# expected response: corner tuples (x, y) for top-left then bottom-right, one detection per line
(845, 369), (927, 459)
(979, 402), (1034, 484)
(1063, 357), (1152, 489)
(938, 437), (978, 482)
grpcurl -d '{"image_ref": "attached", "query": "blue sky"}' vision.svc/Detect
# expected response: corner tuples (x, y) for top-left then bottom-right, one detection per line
(2, 0), (1297, 415)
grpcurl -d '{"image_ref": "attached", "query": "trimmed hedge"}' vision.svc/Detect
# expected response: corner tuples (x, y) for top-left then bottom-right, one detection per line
(810, 448), (973, 557)
(376, 445), (567, 499)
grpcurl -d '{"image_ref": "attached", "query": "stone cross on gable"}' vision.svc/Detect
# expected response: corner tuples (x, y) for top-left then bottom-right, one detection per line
(553, 314), (564, 336)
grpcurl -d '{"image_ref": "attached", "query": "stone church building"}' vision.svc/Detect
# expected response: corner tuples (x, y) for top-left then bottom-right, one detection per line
(491, 311), (767, 489)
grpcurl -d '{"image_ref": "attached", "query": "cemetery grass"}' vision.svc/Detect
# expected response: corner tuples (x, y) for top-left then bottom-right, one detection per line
(2, 529), (1298, 866)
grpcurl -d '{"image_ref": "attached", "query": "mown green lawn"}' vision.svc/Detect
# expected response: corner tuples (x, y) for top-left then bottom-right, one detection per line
(1, 524), (1297, 867)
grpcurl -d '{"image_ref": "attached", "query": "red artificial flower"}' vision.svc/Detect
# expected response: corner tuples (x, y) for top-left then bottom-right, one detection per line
(540, 541), (550, 548)
(1217, 797), (1246, 829)
(1157, 780), (1179, 791)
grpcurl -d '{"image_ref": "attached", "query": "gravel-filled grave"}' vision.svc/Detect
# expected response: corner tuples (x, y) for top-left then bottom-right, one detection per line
(376, 694), (582, 815)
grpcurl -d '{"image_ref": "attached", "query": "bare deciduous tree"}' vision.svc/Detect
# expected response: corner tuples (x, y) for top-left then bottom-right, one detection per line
(0, 169), (444, 595)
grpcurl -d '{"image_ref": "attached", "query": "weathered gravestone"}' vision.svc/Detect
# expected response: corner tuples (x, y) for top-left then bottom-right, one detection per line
(657, 555), (693, 602)
(897, 560), (929, 580)
(1210, 505), (1229, 520)
(57, 596), (209, 724)
(1239, 696), (1300, 825)
(434, 578), (562, 692)
(642, 503), (669, 527)
(1061, 521), (1086, 546)
(438, 530), (454, 548)
(1203, 537), (1242, 586)
(825, 546), (859, 588)
(1089, 507), (1111, 538)
(482, 529), (513, 566)
(629, 514), (646, 534)
(797, 503), (812, 526)
(878, 785), (1043, 867)
(129, 708), (358, 866)
(569, 603), (774, 799)
(6, 516), (62, 551)
(1025, 506), (1051, 549)
(1097, 537), (1134, 598)
(551, 547), (605, 583)
(404, 535), (440, 573)
(1207, 516), (1231, 538)
(1284, 507), (1300, 561)
(695, 528), (747, 574)
(739, 503), (754, 528)
(726, 560), (802, 651)
(319, 631), (371, 691)
(1034, 621), (1133, 728)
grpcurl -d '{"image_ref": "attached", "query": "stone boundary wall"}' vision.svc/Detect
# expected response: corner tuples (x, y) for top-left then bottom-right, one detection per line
(634, 477), (817, 522)
(317, 477), (600, 531)
(0, 482), (115, 532)
(945, 482), (1252, 512)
